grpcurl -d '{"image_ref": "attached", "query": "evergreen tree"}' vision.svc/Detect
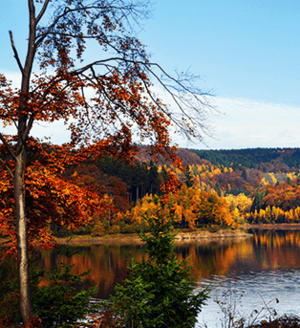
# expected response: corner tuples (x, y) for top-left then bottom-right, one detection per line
(241, 168), (247, 181)
(215, 181), (222, 197)
(250, 191), (265, 213)
(109, 212), (209, 328)
(185, 165), (194, 188)
(148, 160), (161, 195)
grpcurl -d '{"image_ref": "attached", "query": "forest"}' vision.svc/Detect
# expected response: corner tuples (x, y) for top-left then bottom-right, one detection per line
(24, 146), (300, 240)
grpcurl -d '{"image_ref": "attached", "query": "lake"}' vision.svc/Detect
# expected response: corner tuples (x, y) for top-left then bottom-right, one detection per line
(37, 229), (300, 327)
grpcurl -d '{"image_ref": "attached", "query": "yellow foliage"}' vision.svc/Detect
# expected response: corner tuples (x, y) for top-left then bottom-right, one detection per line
(224, 193), (252, 213)
(269, 173), (277, 184)
(260, 177), (268, 186)
(121, 185), (234, 230)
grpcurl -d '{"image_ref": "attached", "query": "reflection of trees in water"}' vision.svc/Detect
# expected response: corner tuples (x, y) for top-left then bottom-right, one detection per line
(37, 230), (300, 298)
(38, 245), (147, 298)
(251, 230), (300, 271)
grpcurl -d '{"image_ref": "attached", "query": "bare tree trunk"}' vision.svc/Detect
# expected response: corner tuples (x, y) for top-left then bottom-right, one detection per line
(14, 152), (32, 322)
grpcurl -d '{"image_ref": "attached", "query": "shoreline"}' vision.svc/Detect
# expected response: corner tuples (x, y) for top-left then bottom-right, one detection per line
(54, 228), (252, 245)
(3, 223), (300, 247)
(54, 223), (300, 245)
(243, 223), (300, 230)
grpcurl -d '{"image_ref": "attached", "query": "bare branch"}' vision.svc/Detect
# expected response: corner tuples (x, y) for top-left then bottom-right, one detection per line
(9, 31), (24, 75)
(0, 133), (16, 161)
(0, 157), (14, 179)
(36, 0), (51, 24)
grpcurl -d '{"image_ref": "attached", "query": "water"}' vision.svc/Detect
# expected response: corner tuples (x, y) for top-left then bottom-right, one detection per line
(37, 229), (300, 327)
(197, 270), (300, 327)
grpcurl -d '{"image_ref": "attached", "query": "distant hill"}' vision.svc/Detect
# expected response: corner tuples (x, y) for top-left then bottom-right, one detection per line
(188, 148), (300, 172)
(135, 146), (300, 172)
(135, 146), (209, 166)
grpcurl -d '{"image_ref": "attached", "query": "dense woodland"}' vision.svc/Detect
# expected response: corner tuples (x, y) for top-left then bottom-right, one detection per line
(43, 146), (300, 239)
(3, 146), (298, 241)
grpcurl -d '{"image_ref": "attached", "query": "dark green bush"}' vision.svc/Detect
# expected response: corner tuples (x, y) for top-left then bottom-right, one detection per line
(33, 261), (98, 328)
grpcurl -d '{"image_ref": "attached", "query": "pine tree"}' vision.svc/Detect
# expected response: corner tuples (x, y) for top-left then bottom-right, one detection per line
(109, 211), (209, 328)
(185, 165), (194, 188)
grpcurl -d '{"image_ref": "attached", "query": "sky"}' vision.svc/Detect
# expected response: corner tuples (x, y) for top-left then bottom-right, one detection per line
(1, 0), (300, 150)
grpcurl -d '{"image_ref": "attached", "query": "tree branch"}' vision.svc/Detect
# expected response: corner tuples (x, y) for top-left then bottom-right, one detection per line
(0, 133), (16, 161)
(0, 157), (14, 179)
(36, 0), (51, 24)
(22, 114), (35, 141)
(9, 31), (24, 75)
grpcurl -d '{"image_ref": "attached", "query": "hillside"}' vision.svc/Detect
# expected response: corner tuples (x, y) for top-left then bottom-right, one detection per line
(188, 147), (300, 172)
(52, 146), (300, 237)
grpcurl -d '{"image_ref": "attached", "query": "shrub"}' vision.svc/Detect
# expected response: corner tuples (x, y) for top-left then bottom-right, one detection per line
(108, 225), (121, 235)
(91, 221), (107, 237)
(33, 247), (99, 328)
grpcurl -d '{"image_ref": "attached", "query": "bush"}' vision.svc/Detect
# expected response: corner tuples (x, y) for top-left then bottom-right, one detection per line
(91, 221), (107, 237)
(118, 221), (140, 234)
(109, 212), (209, 328)
(108, 225), (121, 235)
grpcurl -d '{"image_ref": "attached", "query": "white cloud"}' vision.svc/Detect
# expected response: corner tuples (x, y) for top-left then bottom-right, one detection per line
(2, 70), (300, 151)
(178, 97), (300, 150)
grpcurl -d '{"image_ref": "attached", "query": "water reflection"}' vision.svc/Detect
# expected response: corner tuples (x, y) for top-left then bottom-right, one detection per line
(37, 229), (300, 302)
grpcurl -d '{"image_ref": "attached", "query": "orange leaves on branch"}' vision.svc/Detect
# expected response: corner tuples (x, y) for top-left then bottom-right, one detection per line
(0, 142), (112, 253)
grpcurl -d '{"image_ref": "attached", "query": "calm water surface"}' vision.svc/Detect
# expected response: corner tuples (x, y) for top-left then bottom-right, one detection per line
(37, 229), (300, 327)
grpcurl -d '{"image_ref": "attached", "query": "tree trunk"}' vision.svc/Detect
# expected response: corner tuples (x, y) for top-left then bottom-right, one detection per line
(14, 152), (32, 323)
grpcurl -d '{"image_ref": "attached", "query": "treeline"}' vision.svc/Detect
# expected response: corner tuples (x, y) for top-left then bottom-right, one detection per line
(189, 147), (300, 171)
(97, 157), (161, 202)
(56, 148), (300, 235)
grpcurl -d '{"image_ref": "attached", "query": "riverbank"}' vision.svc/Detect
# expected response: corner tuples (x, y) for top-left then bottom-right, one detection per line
(54, 228), (252, 245)
(243, 223), (300, 230)
(3, 223), (300, 246)
(55, 222), (300, 245)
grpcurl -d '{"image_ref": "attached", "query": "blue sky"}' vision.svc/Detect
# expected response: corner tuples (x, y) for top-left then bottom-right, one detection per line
(1, 0), (300, 149)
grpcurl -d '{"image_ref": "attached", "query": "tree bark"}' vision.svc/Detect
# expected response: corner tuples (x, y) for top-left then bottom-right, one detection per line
(14, 151), (33, 322)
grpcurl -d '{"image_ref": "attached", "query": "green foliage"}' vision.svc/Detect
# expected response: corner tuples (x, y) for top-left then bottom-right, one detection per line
(97, 157), (161, 201)
(250, 191), (266, 213)
(185, 165), (194, 188)
(109, 212), (209, 328)
(189, 148), (286, 169)
(33, 262), (98, 328)
(0, 248), (98, 327)
(33, 247), (99, 327)
(118, 221), (142, 234)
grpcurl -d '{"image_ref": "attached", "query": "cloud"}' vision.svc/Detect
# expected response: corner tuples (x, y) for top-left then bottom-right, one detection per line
(179, 97), (300, 150)
(2, 71), (299, 151)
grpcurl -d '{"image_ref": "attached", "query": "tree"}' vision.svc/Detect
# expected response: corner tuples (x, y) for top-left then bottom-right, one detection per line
(184, 164), (194, 188)
(109, 212), (209, 328)
(0, 0), (213, 323)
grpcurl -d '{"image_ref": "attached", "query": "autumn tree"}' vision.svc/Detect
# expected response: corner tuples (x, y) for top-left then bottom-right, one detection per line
(0, 0), (213, 324)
